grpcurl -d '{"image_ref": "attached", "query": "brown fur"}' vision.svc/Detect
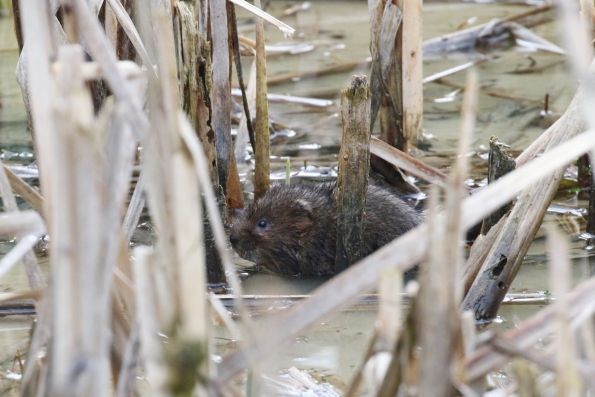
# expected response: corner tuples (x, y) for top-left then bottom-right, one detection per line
(229, 183), (423, 276)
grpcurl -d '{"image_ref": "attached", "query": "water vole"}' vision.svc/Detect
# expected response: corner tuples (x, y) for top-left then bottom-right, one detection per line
(229, 183), (423, 276)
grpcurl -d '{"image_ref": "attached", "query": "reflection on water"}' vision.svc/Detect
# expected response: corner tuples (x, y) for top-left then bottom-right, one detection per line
(0, 0), (594, 389)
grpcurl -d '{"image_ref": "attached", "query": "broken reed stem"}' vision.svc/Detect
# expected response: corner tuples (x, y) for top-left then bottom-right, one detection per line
(335, 75), (371, 273)
(461, 214), (508, 296)
(369, 0), (401, 131)
(3, 165), (45, 215)
(253, 0), (270, 200)
(0, 161), (44, 289)
(462, 66), (590, 320)
(402, 0), (423, 140)
(547, 225), (582, 396)
(370, 136), (447, 187)
(480, 137), (516, 235)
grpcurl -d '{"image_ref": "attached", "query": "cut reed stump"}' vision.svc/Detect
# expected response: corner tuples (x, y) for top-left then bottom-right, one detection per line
(335, 75), (371, 273)
(480, 136), (515, 235)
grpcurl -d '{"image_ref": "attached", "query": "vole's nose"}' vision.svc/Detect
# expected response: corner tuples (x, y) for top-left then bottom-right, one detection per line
(230, 235), (239, 246)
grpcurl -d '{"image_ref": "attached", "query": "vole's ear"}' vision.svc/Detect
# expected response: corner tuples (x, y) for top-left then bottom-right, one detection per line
(294, 199), (313, 217)
(293, 199), (314, 231)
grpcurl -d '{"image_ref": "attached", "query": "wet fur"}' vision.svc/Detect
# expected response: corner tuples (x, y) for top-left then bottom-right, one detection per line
(229, 183), (423, 276)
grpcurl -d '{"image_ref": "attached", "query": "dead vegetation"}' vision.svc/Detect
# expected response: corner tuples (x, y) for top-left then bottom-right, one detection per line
(0, 0), (595, 395)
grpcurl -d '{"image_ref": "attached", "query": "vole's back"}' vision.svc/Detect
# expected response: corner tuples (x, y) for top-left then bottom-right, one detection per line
(229, 183), (423, 276)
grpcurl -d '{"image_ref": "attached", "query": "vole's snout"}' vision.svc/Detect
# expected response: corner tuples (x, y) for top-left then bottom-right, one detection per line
(230, 234), (239, 247)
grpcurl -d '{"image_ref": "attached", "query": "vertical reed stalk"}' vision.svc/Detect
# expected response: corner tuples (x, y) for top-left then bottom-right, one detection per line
(402, 0), (423, 140)
(480, 137), (515, 235)
(335, 75), (371, 273)
(547, 225), (582, 396)
(253, 0), (270, 199)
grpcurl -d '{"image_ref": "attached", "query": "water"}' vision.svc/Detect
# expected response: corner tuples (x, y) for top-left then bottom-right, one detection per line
(0, 1), (594, 393)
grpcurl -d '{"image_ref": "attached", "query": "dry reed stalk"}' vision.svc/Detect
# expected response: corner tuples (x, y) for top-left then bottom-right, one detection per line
(461, 214), (508, 296)
(105, 0), (156, 78)
(480, 137), (516, 235)
(228, 0), (295, 38)
(133, 247), (168, 397)
(580, 0), (595, 39)
(547, 225), (582, 396)
(465, 273), (595, 382)
(175, 2), (211, 174)
(106, 1), (118, 48)
(178, 113), (253, 335)
(0, 160), (44, 288)
(376, 268), (402, 351)
(174, 2), (226, 284)
(48, 44), (130, 396)
(2, 165), (44, 215)
(579, 315), (595, 366)
(423, 5), (555, 56)
(422, 58), (488, 84)
(253, 0), (270, 199)
(155, 9), (211, 385)
(218, 126), (595, 382)
(51, 59), (144, 80)
(228, 3), (255, 154)
(266, 58), (371, 86)
(72, 0), (148, 139)
(348, 269), (402, 396)
(462, 78), (588, 320)
(143, 17), (212, 392)
(417, 186), (454, 397)
(418, 70), (477, 396)
(368, 0), (401, 132)
(402, 0), (422, 140)
(123, 172), (146, 243)
(0, 211), (45, 281)
(209, 0), (243, 209)
(13, 3), (58, 394)
(234, 59), (257, 162)
(231, 89), (333, 108)
(370, 136), (447, 187)
(115, 322), (140, 397)
(335, 75), (371, 272)
(209, 0), (231, 192)
(18, 0), (59, 220)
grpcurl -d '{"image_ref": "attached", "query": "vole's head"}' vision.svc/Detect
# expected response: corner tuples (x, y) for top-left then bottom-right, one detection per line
(229, 185), (315, 274)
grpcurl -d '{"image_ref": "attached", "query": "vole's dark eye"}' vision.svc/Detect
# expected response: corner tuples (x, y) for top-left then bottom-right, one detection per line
(257, 219), (267, 228)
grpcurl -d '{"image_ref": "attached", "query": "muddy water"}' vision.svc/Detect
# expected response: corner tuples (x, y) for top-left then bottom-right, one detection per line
(0, 0), (594, 392)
